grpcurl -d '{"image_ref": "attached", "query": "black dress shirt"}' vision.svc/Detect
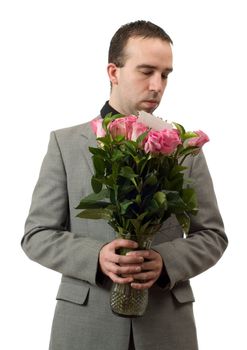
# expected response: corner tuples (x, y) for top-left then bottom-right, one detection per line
(100, 101), (120, 118)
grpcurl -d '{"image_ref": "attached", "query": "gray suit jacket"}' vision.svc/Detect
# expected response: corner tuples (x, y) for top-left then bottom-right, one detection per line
(21, 120), (228, 350)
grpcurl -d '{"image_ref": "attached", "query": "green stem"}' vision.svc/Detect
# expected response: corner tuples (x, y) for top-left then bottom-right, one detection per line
(179, 154), (189, 165)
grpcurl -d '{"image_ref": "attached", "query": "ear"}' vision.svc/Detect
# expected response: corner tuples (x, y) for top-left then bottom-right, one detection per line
(107, 63), (119, 85)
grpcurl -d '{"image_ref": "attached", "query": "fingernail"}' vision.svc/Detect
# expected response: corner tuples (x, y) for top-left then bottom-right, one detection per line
(126, 252), (136, 255)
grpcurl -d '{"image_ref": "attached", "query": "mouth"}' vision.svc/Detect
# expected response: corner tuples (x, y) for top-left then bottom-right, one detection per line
(143, 100), (159, 109)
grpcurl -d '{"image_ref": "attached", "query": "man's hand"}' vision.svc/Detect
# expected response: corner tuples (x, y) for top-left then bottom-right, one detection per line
(99, 239), (144, 284)
(99, 239), (164, 289)
(127, 249), (164, 290)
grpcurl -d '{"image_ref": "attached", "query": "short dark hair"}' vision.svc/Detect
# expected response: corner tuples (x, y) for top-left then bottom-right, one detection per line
(108, 20), (173, 67)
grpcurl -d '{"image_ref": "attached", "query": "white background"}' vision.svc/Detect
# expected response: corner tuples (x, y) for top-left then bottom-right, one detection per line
(1, 0), (246, 349)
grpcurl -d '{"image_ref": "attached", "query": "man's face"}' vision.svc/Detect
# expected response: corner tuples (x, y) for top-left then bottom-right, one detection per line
(108, 37), (173, 115)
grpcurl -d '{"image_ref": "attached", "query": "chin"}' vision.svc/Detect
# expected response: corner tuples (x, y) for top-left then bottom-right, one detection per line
(136, 103), (158, 114)
(143, 107), (157, 114)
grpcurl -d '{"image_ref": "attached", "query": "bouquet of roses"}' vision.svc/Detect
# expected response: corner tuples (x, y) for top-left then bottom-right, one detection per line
(76, 111), (209, 317)
(76, 111), (209, 239)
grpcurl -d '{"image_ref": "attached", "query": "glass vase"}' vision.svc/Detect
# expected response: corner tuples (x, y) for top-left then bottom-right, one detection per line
(110, 234), (153, 317)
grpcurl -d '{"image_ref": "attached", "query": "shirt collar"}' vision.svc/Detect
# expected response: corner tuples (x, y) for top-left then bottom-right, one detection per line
(100, 101), (120, 118)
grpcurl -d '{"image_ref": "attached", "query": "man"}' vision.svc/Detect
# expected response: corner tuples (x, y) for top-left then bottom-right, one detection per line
(21, 21), (228, 350)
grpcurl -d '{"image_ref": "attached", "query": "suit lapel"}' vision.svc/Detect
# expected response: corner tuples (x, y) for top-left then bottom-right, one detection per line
(80, 119), (98, 175)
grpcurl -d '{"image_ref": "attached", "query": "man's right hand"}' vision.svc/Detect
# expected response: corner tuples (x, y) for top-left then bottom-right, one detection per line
(99, 239), (144, 284)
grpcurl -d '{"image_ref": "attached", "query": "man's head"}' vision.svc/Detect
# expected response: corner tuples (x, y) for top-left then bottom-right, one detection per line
(107, 20), (173, 115)
(108, 20), (173, 68)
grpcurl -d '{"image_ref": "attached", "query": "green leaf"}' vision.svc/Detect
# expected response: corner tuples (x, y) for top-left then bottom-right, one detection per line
(144, 174), (157, 186)
(118, 183), (136, 198)
(76, 208), (112, 220)
(183, 132), (197, 140)
(123, 140), (137, 152)
(166, 191), (187, 212)
(91, 176), (103, 193)
(175, 213), (191, 236)
(170, 165), (187, 179)
(167, 176), (184, 191)
(147, 198), (160, 211)
(93, 155), (105, 176)
(178, 146), (200, 158)
(91, 176), (114, 188)
(120, 166), (138, 180)
(153, 191), (167, 207)
(114, 135), (125, 142)
(102, 113), (124, 130)
(120, 200), (134, 214)
(130, 218), (141, 233)
(88, 147), (106, 157)
(139, 220), (152, 234)
(135, 194), (141, 205)
(76, 200), (109, 209)
(173, 122), (185, 136)
(111, 149), (124, 162)
(136, 130), (149, 145)
(96, 134), (111, 146)
(129, 212), (148, 233)
(75, 189), (109, 209)
(136, 211), (148, 221)
(181, 188), (198, 212)
(102, 113), (113, 130)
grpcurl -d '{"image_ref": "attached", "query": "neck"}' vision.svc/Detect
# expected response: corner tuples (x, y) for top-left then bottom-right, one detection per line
(109, 97), (137, 116)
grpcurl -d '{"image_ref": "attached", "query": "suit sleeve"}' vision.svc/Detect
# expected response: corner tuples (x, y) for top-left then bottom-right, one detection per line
(21, 131), (104, 286)
(153, 151), (228, 289)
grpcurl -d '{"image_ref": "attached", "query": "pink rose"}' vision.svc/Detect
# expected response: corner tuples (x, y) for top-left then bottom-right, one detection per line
(91, 118), (106, 137)
(160, 129), (182, 155)
(108, 115), (138, 139)
(188, 130), (209, 147)
(144, 131), (163, 153)
(130, 122), (148, 142)
(144, 129), (181, 155)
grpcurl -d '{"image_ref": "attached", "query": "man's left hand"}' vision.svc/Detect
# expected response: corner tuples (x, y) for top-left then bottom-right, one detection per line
(125, 249), (164, 290)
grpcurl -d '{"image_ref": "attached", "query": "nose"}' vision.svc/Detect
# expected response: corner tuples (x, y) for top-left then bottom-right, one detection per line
(148, 73), (165, 93)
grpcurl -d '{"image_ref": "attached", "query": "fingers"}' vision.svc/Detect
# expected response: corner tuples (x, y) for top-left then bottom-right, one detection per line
(104, 260), (142, 276)
(99, 239), (143, 284)
(128, 250), (164, 290)
(99, 240), (164, 289)
(130, 270), (159, 290)
(108, 272), (134, 284)
(131, 280), (155, 290)
(110, 239), (139, 251)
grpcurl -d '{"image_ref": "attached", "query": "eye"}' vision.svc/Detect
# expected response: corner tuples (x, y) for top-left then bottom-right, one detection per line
(161, 73), (168, 80)
(140, 70), (153, 76)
